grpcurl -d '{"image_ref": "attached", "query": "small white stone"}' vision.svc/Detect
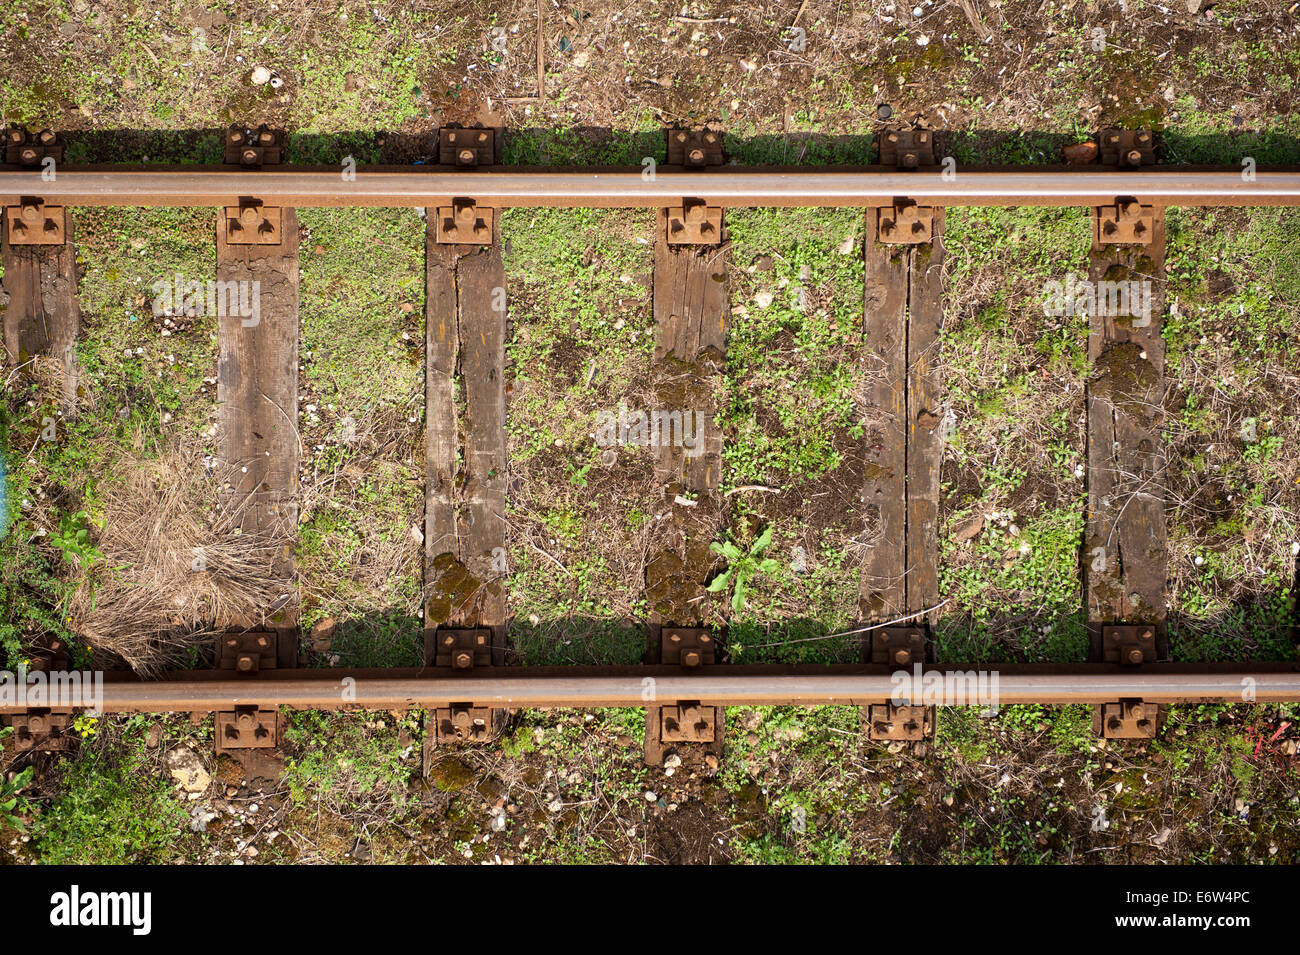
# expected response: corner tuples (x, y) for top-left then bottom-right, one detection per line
(250, 66), (272, 85)
(645, 791), (658, 802)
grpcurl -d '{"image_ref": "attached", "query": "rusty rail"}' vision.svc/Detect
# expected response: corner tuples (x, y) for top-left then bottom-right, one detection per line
(3, 166), (1300, 208)
(5, 664), (1299, 713)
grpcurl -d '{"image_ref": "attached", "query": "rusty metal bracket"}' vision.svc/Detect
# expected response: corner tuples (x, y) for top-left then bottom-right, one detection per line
(660, 702), (716, 742)
(867, 626), (928, 666)
(1099, 128), (1155, 167)
(224, 124), (284, 167)
(1093, 699), (1161, 739)
(5, 127), (63, 167)
(435, 198), (494, 244)
(215, 706), (279, 751)
(662, 627), (716, 668)
(1095, 198), (1154, 246)
(439, 128), (497, 167)
(877, 200), (935, 244)
(867, 703), (934, 742)
(223, 200), (283, 245)
(217, 630), (278, 673)
(5, 199), (66, 245)
(8, 709), (75, 752)
(27, 635), (70, 672)
(667, 129), (723, 167)
(879, 128), (935, 169)
(666, 199), (723, 245)
(1102, 625), (1158, 666)
(430, 704), (502, 745)
(430, 628), (492, 671)
(644, 701), (725, 767)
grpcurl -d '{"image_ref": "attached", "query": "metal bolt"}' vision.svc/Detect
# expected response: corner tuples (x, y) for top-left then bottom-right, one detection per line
(19, 147), (37, 164)
(894, 649), (911, 666)
(1126, 648), (1144, 665)
(236, 654), (256, 672)
(1125, 149), (1143, 165)
(453, 650), (474, 669)
(38, 129), (56, 145)
(8, 129), (25, 144)
(240, 206), (261, 227)
(241, 147), (259, 165)
(21, 202), (42, 224)
(237, 711), (256, 730)
(683, 649), (702, 668)
(458, 148), (476, 165)
(688, 148), (705, 164)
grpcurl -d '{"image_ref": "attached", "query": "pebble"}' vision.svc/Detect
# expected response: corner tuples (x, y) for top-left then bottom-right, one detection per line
(644, 791), (658, 802)
(250, 66), (272, 85)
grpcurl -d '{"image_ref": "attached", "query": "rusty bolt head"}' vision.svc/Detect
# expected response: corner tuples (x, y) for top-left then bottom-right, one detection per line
(683, 649), (702, 668)
(229, 129), (244, 143)
(241, 147), (260, 165)
(887, 132), (898, 143)
(236, 711), (256, 730)
(700, 634), (711, 644)
(20, 147), (38, 164)
(1125, 148), (1143, 165)
(258, 130), (275, 145)
(476, 131), (488, 143)
(1141, 630), (1154, 641)
(1137, 132), (1150, 143)
(20, 202), (42, 224)
(1128, 703), (1146, 721)
(458, 148), (476, 165)
(676, 132), (687, 143)
(236, 654), (257, 672)
(38, 129), (56, 145)
(688, 147), (705, 164)
(240, 205), (261, 227)
(8, 129), (25, 144)
(1126, 648), (1144, 665)
(1108, 133), (1120, 144)
(453, 650), (474, 670)
(894, 649), (912, 666)
(28, 715), (47, 733)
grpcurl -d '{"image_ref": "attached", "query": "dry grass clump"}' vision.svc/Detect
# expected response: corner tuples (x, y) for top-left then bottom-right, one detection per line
(68, 450), (292, 674)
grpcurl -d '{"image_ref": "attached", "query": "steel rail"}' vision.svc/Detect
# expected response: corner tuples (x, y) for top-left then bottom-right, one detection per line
(6, 664), (1299, 713)
(4, 166), (1300, 208)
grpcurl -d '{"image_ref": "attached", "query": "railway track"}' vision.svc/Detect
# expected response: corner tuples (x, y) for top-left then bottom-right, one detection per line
(3, 124), (1299, 768)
